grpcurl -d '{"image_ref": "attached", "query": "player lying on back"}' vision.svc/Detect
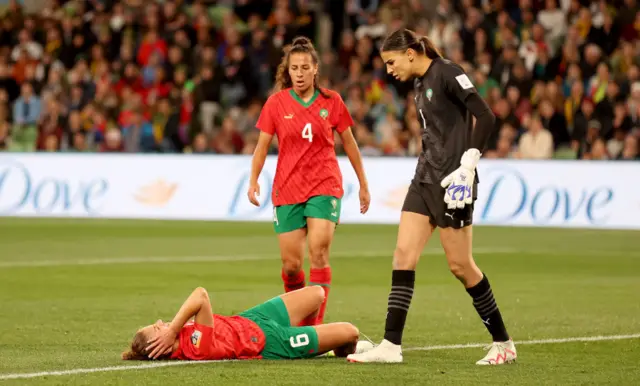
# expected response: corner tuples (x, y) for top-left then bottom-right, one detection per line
(248, 36), (370, 327)
(122, 286), (374, 361)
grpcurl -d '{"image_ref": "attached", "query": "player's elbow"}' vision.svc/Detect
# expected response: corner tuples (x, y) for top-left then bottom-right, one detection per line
(476, 109), (496, 135)
(193, 287), (210, 302)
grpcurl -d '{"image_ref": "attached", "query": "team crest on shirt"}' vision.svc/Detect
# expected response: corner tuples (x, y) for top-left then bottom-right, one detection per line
(190, 330), (202, 348)
(319, 108), (329, 119)
(426, 88), (433, 101)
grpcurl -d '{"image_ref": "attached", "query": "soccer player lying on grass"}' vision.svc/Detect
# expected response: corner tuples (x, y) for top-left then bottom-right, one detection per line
(122, 286), (373, 361)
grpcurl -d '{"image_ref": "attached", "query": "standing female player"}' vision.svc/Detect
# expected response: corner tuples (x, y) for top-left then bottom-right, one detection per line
(248, 36), (370, 327)
(347, 29), (517, 365)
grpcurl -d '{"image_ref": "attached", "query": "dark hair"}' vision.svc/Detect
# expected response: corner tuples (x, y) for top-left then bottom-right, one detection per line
(274, 36), (329, 98)
(381, 29), (442, 60)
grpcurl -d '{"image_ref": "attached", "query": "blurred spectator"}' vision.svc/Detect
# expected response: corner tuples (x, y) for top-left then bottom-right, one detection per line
(0, 0), (636, 162)
(517, 114), (554, 159)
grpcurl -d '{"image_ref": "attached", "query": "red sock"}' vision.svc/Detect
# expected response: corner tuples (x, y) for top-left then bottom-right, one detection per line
(281, 269), (305, 293)
(309, 267), (332, 325)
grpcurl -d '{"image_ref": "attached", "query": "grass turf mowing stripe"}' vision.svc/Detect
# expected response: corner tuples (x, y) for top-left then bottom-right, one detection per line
(0, 248), (519, 268)
(1, 333), (639, 380)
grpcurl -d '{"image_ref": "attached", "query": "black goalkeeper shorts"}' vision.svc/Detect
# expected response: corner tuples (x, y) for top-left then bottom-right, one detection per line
(401, 179), (474, 229)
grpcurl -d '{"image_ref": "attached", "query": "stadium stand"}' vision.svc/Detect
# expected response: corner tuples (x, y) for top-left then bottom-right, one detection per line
(0, 0), (637, 161)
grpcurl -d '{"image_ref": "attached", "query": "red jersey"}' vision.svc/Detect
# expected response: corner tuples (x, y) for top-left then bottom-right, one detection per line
(170, 315), (265, 361)
(256, 88), (354, 206)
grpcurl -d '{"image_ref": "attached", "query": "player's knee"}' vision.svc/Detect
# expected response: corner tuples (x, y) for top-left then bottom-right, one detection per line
(447, 260), (475, 282)
(309, 285), (325, 305)
(393, 245), (419, 270)
(448, 261), (465, 280)
(282, 258), (303, 276)
(308, 243), (330, 268)
(334, 322), (359, 341)
(345, 323), (359, 342)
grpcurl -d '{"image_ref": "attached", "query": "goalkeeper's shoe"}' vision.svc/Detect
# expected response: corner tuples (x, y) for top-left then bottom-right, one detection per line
(476, 340), (517, 365)
(321, 340), (375, 357)
(346, 339), (403, 363)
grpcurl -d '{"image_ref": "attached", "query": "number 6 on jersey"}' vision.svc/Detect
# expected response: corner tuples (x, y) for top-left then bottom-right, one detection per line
(302, 123), (313, 142)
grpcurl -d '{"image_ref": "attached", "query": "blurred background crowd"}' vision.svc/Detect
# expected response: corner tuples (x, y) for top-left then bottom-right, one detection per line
(0, 0), (638, 160)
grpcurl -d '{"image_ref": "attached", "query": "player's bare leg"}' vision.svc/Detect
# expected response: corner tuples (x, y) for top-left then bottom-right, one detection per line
(348, 211), (435, 363)
(280, 286), (374, 357)
(314, 323), (360, 357)
(307, 217), (336, 325)
(440, 225), (516, 365)
(278, 228), (307, 293)
(279, 286), (324, 326)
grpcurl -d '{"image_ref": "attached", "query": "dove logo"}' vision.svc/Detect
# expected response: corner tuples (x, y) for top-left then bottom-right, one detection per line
(134, 179), (177, 207)
(0, 159), (109, 215)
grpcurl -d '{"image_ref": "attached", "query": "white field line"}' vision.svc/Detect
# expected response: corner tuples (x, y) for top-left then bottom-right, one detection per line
(1, 333), (638, 380)
(406, 333), (640, 351)
(0, 247), (518, 268)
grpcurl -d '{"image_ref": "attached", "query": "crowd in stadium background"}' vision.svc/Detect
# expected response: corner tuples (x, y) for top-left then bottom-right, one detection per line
(0, 0), (638, 161)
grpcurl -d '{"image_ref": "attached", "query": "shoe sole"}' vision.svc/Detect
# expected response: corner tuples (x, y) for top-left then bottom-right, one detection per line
(476, 358), (517, 365)
(347, 358), (403, 363)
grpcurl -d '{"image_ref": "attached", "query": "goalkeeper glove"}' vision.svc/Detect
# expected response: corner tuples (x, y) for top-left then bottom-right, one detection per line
(440, 148), (481, 210)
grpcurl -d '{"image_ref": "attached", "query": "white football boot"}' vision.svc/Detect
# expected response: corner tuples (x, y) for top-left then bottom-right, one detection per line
(476, 340), (517, 365)
(346, 339), (403, 363)
(321, 340), (375, 357)
(354, 340), (375, 354)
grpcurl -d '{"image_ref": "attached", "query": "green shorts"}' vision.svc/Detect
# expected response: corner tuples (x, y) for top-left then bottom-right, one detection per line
(273, 195), (341, 234)
(239, 297), (320, 360)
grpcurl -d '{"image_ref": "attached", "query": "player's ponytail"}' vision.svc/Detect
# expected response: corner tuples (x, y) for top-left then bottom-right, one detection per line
(381, 29), (442, 59)
(274, 36), (329, 98)
(121, 330), (152, 361)
(418, 36), (442, 60)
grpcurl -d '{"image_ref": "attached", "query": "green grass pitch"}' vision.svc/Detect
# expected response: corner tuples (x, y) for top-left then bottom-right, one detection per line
(0, 218), (639, 385)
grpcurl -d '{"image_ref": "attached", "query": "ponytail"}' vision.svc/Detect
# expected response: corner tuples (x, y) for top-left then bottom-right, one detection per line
(418, 36), (442, 60)
(122, 330), (155, 361)
(382, 29), (443, 59)
(121, 350), (147, 361)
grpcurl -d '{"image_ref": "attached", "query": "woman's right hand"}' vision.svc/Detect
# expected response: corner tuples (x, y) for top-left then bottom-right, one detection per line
(247, 182), (261, 207)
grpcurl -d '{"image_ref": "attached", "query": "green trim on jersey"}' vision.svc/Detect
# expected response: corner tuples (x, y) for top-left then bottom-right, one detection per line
(289, 89), (319, 108)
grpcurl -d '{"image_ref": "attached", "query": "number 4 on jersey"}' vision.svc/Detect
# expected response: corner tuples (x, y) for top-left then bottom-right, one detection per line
(302, 123), (313, 142)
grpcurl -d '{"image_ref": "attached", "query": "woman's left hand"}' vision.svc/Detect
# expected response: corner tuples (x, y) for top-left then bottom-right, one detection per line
(146, 328), (178, 359)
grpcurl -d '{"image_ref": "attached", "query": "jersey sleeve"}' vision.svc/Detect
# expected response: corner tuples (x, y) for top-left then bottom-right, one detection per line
(332, 94), (354, 134)
(441, 63), (478, 104)
(177, 323), (215, 360)
(256, 95), (277, 135)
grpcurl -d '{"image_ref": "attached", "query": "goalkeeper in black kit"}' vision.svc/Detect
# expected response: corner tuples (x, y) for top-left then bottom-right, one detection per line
(347, 29), (517, 365)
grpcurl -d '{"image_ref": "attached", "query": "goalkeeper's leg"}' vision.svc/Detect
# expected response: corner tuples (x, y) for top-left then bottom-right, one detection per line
(348, 209), (435, 363)
(440, 225), (516, 365)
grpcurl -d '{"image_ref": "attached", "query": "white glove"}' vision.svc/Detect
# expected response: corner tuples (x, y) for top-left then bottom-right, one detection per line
(440, 149), (481, 210)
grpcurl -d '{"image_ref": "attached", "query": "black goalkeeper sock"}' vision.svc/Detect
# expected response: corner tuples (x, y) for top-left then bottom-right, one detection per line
(466, 273), (510, 342)
(383, 270), (415, 345)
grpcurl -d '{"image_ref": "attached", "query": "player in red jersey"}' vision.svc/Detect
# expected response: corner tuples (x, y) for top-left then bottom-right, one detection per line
(248, 36), (370, 327)
(122, 286), (373, 361)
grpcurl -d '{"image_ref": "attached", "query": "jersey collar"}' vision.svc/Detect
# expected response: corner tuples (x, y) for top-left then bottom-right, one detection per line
(289, 88), (320, 108)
